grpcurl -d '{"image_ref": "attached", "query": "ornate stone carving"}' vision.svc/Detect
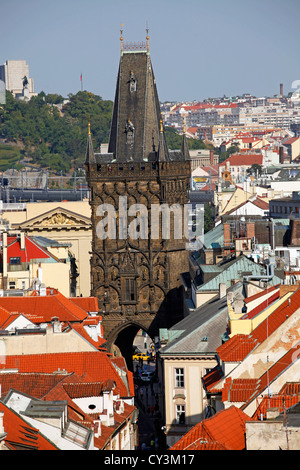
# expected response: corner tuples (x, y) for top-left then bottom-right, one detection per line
(43, 213), (76, 226)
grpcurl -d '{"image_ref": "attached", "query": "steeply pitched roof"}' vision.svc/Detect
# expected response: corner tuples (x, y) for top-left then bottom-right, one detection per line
(219, 153), (263, 167)
(161, 282), (244, 356)
(0, 400), (58, 450)
(5, 235), (55, 263)
(170, 406), (252, 450)
(108, 51), (162, 162)
(195, 255), (281, 292)
(220, 347), (300, 412)
(0, 291), (89, 323)
(0, 351), (134, 398)
(216, 288), (300, 364)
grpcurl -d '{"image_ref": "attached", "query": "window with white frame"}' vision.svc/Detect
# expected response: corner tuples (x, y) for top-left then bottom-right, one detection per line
(176, 404), (185, 424)
(175, 368), (184, 388)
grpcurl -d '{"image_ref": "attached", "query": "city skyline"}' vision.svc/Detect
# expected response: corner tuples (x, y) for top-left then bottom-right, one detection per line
(1, 0), (299, 102)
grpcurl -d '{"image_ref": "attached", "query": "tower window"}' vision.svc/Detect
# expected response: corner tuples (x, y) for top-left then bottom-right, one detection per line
(125, 120), (135, 145)
(128, 70), (137, 93)
(125, 278), (136, 302)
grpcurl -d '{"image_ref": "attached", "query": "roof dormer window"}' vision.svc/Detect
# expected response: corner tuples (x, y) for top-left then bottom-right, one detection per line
(128, 69), (137, 93)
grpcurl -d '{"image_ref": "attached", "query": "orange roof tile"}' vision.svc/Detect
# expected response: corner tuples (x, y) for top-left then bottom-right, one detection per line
(223, 348), (300, 411)
(170, 406), (252, 450)
(0, 372), (73, 399)
(219, 153), (263, 167)
(0, 291), (89, 323)
(0, 351), (133, 398)
(253, 393), (300, 420)
(218, 287), (300, 363)
(69, 297), (99, 313)
(244, 285), (280, 304)
(0, 401), (58, 450)
(241, 291), (280, 320)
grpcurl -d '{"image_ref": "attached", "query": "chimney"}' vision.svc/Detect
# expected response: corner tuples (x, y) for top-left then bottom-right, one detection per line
(280, 83), (283, 97)
(219, 283), (226, 299)
(279, 146), (284, 164)
(246, 222), (255, 241)
(52, 317), (62, 333)
(223, 223), (231, 246)
(2, 232), (7, 288)
(233, 299), (244, 314)
(210, 149), (214, 165)
(93, 419), (101, 438)
(20, 232), (25, 250)
(38, 263), (43, 283)
(39, 283), (46, 296)
(0, 411), (5, 435)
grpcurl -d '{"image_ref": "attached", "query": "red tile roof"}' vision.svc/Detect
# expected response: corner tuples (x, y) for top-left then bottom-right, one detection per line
(0, 291), (89, 323)
(241, 291), (280, 320)
(253, 392), (300, 420)
(170, 406), (252, 450)
(217, 287), (300, 363)
(241, 348), (300, 412)
(219, 153), (263, 167)
(0, 401), (58, 450)
(69, 322), (106, 350)
(0, 351), (134, 398)
(0, 372), (73, 399)
(5, 235), (53, 262)
(220, 348), (300, 412)
(244, 285), (280, 304)
(69, 297), (99, 313)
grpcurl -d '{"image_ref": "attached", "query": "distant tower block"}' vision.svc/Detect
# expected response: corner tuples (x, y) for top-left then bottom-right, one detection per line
(0, 60), (37, 100)
(280, 83), (283, 97)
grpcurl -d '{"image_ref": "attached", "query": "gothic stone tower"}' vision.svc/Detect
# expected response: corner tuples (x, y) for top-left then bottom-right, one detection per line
(85, 34), (191, 355)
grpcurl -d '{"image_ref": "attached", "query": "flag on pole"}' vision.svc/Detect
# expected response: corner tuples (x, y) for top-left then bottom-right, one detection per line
(80, 73), (83, 91)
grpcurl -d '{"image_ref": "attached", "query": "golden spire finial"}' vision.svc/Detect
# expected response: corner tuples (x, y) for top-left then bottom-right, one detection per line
(120, 23), (124, 52)
(160, 115), (163, 133)
(183, 114), (186, 134)
(146, 22), (149, 52)
(88, 120), (91, 135)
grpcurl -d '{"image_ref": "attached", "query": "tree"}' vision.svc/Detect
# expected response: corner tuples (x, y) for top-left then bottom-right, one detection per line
(246, 163), (262, 176)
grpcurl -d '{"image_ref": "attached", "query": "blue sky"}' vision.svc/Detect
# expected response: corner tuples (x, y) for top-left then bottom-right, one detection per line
(1, 0), (299, 102)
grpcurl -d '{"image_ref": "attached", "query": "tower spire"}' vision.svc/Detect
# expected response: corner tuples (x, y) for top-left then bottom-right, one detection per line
(85, 121), (95, 164)
(146, 22), (150, 52)
(181, 114), (190, 161)
(120, 23), (124, 52)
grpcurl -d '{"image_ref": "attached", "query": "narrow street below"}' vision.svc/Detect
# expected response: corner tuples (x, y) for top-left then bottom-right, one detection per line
(132, 331), (166, 450)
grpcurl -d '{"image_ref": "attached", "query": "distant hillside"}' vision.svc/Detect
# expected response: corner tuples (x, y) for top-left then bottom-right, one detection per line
(0, 91), (211, 175)
(0, 91), (113, 174)
(0, 143), (22, 171)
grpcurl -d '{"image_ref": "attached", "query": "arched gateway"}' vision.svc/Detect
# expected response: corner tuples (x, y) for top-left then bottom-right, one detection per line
(85, 31), (191, 367)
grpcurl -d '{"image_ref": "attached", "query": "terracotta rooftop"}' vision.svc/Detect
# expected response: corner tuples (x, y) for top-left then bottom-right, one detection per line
(170, 406), (252, 451)
(220, 347), (300, 411)
(0, 400), (58, 450)
(244, 285), (280, 304)
(0, 291), (90, 323)
(217, 287), (300, 363)
(241, 290), (280, 320)
(0, 351), (134, 398)
(219, 153), (263, 167)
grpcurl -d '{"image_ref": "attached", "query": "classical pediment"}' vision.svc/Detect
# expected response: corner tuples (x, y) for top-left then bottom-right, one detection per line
(15, 207), (92, 231)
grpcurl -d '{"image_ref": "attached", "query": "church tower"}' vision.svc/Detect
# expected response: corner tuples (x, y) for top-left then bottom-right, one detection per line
(85, 29), (191, 351)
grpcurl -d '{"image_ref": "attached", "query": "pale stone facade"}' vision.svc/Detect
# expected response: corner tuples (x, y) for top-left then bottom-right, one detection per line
(2, 200), (92, 297)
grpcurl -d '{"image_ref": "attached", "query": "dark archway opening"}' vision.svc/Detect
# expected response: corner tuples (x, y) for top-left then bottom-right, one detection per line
(113, 324), (156, 372)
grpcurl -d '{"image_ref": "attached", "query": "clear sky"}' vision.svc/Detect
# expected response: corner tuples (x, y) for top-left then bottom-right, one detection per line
(1, 0), (299, 102)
